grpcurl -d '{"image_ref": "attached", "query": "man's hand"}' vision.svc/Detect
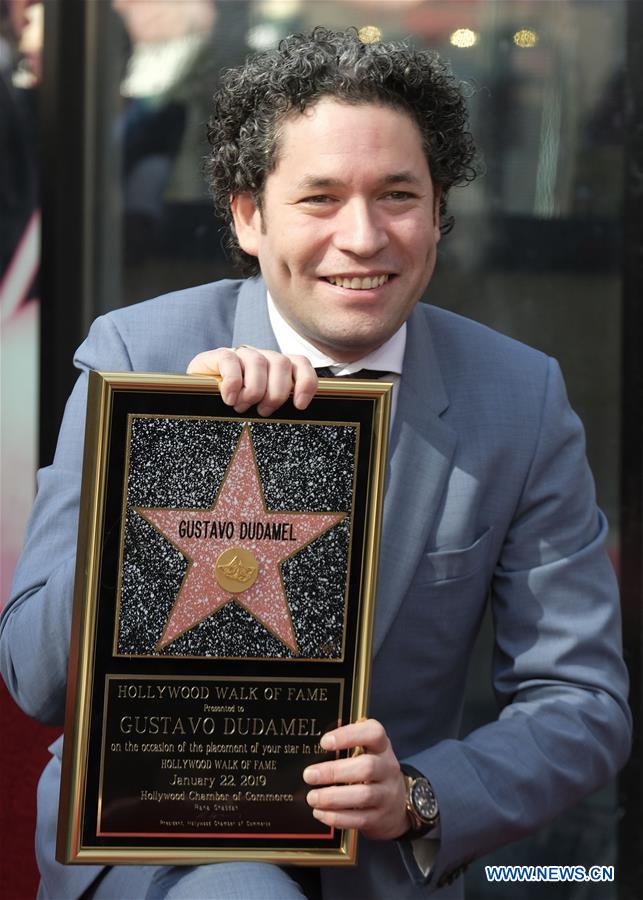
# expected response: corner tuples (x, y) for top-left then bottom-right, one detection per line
(303, 719), (408, 841)
(186, 347), (318, 416)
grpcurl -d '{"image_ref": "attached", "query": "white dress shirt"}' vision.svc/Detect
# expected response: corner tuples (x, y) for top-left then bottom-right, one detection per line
(267, 293), (405, 430)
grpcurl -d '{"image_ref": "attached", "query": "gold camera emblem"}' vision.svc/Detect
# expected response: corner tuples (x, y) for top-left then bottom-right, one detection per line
(215, 547), (259, 593)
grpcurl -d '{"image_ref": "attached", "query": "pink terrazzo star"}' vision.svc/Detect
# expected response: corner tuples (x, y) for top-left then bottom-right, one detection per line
(135, 426), (345, 653)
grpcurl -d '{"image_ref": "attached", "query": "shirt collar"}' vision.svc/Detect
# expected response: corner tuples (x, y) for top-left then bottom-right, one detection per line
(266, 292), (406, 376)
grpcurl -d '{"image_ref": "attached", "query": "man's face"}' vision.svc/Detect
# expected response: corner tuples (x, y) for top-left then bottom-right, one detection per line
(232, 98), (441, 362)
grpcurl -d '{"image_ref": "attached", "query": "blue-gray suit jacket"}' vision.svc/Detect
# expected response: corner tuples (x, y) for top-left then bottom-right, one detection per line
(0, 277), (631, 898)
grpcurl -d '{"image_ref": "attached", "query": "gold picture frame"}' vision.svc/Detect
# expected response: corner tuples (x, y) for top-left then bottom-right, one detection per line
(57, 371), (390, 866)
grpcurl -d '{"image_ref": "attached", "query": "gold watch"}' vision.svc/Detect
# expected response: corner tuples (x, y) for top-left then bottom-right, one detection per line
(400, 764), (439, 838)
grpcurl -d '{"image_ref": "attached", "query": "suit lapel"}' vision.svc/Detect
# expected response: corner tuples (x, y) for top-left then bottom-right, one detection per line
(231, 277), (280, 351)
(373, 305), (457, 655)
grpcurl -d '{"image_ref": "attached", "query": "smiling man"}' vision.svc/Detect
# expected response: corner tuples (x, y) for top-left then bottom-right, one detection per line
(1, 27), (630, 900)
(230, 98), (441, 362)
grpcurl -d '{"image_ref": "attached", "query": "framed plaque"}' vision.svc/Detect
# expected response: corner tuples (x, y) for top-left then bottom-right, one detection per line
(57, 371), (391, 866)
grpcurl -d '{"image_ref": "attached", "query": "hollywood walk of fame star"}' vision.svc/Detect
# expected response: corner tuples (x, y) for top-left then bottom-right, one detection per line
(135, 426), (346, 653)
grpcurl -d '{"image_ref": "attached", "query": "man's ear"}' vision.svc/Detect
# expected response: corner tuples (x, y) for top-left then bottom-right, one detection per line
(433, 186), (442, 241)
(230, 193), (262, 257)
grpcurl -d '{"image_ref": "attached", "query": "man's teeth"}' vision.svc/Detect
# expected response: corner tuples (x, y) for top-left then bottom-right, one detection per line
(327, 274), (390, 289)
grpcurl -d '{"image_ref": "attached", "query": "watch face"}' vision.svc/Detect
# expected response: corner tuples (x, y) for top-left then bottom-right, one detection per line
(411, 779), (438, 823)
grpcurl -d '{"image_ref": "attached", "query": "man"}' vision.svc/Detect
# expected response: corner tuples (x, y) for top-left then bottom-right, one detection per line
(0, 27), (631, 900)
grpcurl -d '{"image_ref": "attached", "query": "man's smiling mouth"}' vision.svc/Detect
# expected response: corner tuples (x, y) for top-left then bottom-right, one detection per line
(324, 274), (391, 290)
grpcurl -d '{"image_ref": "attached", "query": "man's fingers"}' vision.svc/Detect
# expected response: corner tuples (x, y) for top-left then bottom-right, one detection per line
(256, 353), (296, 416)
(303, 752), (380, 786)
(186, 347), (318, 415)
(302, 717), (407, 841)
(256, 353), (317, 414)
(186, 349), (243, 406)
(231, 347), (269, 412)
(319, 718), (390, 754)
(311, 804), (405, 841)
(306, 782), (382, 811)
(311, 807), (376, 832)
(289, 355), (318, 410)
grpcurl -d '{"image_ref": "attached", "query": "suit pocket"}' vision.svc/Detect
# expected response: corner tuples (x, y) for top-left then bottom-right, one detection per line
(417, 526), (493, 584)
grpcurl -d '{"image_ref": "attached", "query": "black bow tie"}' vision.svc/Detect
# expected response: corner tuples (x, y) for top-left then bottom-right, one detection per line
(315, 367), (389, 379)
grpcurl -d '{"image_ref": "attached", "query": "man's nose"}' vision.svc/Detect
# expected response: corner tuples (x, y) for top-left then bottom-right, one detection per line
(332, 200), (389, 257)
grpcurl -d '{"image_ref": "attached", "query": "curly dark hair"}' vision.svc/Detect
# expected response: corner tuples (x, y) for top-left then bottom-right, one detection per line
(206, 27), (478, 274)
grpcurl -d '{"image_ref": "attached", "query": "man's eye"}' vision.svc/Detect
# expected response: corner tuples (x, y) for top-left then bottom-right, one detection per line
(386, 191), (415, 201)
(301, 195), (333, 204)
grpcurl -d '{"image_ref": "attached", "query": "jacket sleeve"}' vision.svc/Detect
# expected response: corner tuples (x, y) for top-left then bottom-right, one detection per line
(399, 357), (631, 891)
(0, 315), (134, 724)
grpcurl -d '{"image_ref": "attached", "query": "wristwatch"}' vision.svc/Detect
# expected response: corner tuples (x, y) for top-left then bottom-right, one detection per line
(399, 764), (439, 838)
